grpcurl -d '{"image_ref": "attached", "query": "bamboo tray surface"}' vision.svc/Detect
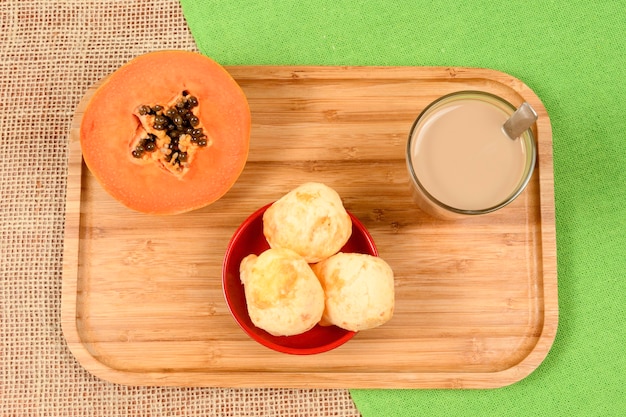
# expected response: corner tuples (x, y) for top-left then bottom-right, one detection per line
(62, 65), (557, 388)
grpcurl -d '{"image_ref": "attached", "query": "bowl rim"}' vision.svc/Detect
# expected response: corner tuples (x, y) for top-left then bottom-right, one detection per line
(221, 202), (378, 355)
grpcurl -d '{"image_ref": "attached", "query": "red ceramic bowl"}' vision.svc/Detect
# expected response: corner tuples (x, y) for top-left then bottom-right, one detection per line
(222, 202), (378, 355)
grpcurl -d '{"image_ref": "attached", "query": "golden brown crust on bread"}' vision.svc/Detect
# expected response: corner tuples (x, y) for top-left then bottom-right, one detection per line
(262, 182), (352, 263)
(240, 248), (325, 336)
(312, 252), (394, 331)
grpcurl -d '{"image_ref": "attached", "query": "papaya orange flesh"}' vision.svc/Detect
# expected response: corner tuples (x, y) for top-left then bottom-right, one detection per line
(80, 50), (251, 215)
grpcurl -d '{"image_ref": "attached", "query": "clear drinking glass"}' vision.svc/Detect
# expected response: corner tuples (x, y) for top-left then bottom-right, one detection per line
(406, 91), (536, 219)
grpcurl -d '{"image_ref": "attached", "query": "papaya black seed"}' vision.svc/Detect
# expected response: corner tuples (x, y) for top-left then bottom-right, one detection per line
(187, 96), (198, 107)
(132, 145), (145, 158)
(177, 108), (190, 119)
(144, 141), (156, 152)
(189, 116), (199, 127)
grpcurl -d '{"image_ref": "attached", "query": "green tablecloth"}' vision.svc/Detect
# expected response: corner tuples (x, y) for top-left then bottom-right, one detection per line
(179, 1), (626, 415)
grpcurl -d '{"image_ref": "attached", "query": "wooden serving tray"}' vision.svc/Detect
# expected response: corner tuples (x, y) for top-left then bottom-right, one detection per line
(62, 66), (557, 388)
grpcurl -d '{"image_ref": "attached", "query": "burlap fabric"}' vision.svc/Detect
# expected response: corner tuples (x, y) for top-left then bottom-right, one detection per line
(0, 1), (360, 415)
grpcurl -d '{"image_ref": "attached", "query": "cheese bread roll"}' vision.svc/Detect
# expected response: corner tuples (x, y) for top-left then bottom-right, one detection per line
(312, 252), (394, 331)
(240, 248), (325, 336)
(263, 182), (352, 263)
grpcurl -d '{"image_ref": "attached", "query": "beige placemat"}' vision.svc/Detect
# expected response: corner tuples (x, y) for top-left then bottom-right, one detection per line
(0, 1), (360, 415)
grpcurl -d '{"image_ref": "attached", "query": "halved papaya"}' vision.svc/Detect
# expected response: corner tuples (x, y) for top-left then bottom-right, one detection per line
(80, 50), (251, 214)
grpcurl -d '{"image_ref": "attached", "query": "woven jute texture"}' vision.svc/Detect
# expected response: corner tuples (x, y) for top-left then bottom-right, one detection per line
(0, 1), (360, 415)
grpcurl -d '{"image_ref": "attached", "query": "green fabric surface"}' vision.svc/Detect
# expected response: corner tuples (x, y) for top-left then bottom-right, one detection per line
(179, 1), (626, 416)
